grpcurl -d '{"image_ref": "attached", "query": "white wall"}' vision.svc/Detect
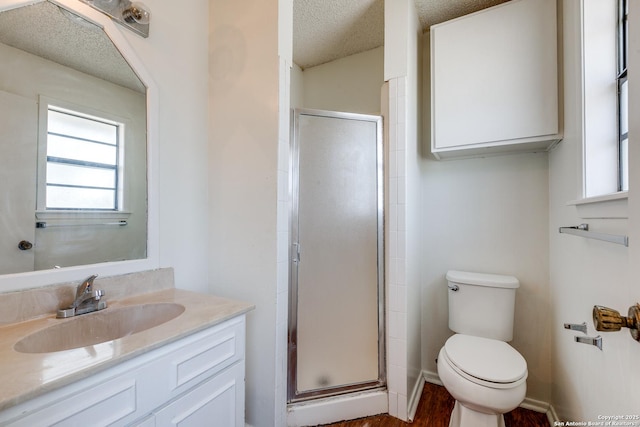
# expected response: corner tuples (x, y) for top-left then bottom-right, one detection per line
(112, 0), (209, 292)
(420, 28), (552, 403)
(208, 0), (281, 425)
(548, 0), (640, 419)
(300, 47), (384, 114)
(115, 0), (210, 294)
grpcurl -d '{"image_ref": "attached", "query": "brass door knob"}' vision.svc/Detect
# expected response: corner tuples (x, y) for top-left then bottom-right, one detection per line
(593, 304), (640, 341)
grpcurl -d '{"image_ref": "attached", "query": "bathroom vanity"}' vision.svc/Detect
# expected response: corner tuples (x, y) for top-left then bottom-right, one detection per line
(0, 271), (253, 427)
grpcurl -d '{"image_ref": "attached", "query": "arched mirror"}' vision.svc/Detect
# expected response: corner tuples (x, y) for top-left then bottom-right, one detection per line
(0, 0), (157, 290)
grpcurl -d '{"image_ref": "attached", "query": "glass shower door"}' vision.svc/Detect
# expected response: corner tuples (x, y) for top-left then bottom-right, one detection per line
(289, 109), (384, 401)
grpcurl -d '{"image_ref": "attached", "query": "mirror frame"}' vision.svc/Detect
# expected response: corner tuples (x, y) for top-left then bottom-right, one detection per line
(0, 0), (159, 291)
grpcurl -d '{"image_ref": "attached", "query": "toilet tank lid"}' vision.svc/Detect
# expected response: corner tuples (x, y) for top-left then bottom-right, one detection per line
(446, 270), (519, 289)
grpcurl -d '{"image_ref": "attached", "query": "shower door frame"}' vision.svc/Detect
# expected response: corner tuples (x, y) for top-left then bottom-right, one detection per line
(287, 108), (386, 403)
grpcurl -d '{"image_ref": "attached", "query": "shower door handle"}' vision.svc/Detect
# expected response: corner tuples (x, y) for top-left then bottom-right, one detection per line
(293, 243), (301, 263)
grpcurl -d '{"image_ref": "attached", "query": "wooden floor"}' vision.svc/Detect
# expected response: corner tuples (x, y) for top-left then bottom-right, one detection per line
(320, 382), (549, 427)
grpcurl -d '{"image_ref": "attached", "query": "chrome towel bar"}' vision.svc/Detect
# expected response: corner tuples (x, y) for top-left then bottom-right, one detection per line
(559, 223), (628, 247)
(36, 220), (127, 228)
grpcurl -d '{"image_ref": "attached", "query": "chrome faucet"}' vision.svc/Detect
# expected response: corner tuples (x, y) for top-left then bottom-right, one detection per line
(56, 275), (107, 318)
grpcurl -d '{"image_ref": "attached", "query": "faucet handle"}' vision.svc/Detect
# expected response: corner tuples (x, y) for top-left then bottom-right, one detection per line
(76, 274), (98, 294)
(93, 289), (104, 300)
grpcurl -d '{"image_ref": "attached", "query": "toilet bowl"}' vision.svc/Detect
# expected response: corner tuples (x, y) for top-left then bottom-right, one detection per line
(437, 271), (528, 427)
(437, 335), (527, 427)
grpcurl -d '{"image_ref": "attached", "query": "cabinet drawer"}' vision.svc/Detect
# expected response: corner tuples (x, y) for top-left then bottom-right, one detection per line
(6, 376), (139, 427)
(165, 316), (245, 394)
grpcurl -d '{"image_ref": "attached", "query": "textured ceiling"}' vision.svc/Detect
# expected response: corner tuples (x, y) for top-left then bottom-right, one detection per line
(0, 1), (144, 93)
(293, 0), (510, 69)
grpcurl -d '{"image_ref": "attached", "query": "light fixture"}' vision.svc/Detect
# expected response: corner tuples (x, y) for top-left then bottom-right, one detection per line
(80, 0), (151, 38)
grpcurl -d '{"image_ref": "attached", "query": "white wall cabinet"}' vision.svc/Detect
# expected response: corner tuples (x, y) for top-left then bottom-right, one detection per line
(0, 316), (246, 427)
(430, 0), (561, 159)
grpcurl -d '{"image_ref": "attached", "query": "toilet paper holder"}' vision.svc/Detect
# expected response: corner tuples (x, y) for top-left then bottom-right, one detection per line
(574, 335), (603, 350)
(564, 322), (602, 350)
(563, 322), (587, 334)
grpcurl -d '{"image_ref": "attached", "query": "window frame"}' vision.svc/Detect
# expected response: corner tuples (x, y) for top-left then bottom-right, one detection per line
(574, 0), (628, 218)
(617, 0), (629, 191)
(37, 96), (126, 213)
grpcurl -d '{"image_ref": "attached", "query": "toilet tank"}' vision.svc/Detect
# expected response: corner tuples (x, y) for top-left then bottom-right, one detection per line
(446, 270), (520, 341)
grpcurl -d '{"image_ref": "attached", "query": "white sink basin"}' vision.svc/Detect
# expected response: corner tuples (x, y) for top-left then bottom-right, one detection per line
(14, 303), (185, 354)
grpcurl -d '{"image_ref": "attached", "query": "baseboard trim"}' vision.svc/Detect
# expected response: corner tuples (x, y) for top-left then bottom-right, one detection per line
(423, 369), (442, 386)
(546, 403), (560, 425)
(408, 375), (426, 421)
(520, 396), (550, 413)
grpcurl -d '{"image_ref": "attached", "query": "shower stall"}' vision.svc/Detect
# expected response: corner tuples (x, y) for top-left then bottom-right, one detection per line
(288, 109), (385, 403)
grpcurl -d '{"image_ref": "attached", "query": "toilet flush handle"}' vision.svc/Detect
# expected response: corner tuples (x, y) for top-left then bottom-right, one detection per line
(447, 284), (459, 292)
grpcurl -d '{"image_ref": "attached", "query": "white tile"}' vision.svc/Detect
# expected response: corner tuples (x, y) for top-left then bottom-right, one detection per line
(397, 122), (406, 151)
(278, 140), (290, 173)
(398, 311), (407, 341)
(277, 170), (289, 202)
(388, 363), (401, 392)
(398, 394), (408, 421)
(388, 203), (398, 233)
(388, 258), (398, 288)
(398, 178), (406, 205)
(397, 232), (406, 260)
(389, 230), (398, 259)
(388, 120), (397, 151)
(397, 204), (406, 231)
(277, 200), (289, 232)
(397, 95), (406, 124)
(397, 339), (407, 368)
(277, 231), (289, 263)
(398, 77), (406, 97)
(277, 260), (289, 293)
(397, 285), (407, 312)
(397, 149), (406, 178)
(389, 149), (397, 179)
(397, 259), (406, 285)
(398, 366), (407, 393)
(389, 283), (399, 312)
(389, 177), (398, 205)
(389, 311), (399, 339)
(388, 391), (398, 417)
(389, 337), (401, 365)
(389, 78), (398, 98)
(389, 96), (398, 122)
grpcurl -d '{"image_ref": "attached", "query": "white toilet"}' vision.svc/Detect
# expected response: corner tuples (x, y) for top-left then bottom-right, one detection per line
(437, 270), (528, 427)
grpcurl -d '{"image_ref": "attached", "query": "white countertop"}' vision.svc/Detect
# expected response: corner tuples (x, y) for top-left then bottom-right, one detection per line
(0, 288), (254, 411)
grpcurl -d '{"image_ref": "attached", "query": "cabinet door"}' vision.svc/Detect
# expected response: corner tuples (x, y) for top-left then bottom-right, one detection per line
(431, 0), (558, 155)
(154, 363), (244, 427)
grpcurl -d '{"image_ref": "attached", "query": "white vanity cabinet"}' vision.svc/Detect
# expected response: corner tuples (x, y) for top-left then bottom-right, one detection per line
(0, 315), (247, 427)
(430, 0), (561, 159)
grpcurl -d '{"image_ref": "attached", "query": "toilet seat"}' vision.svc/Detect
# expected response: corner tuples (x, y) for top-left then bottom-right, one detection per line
(443, 334), (527, 389)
